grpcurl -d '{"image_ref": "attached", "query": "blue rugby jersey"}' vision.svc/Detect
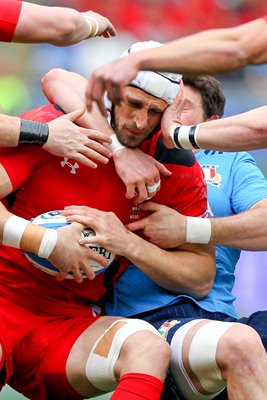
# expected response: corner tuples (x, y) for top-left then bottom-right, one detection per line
(106, 150), (267, 318)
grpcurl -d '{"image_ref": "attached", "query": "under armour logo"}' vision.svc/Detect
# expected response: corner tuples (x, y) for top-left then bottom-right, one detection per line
(60, 158), (79, 174)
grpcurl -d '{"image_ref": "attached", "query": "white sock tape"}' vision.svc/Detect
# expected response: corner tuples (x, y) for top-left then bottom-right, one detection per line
(186, 217), (211, 244)
(38, 229), (58, 258)
(2, 215), (29, 248)
(108, 134), (126, 154)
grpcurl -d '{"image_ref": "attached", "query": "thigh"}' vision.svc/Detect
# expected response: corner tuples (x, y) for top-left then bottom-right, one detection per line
(0, 297), (41, 390)
(9, 314), (103, 400)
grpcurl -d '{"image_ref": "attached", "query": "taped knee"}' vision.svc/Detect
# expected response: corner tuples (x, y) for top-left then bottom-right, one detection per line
(85, 319), (160, 392)
(170, 319), (235, 399)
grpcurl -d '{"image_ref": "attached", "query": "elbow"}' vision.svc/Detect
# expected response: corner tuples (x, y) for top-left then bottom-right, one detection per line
(192, 276), (214, 299)
(220, 45), (248, 71)
(41, 68), (65, 101)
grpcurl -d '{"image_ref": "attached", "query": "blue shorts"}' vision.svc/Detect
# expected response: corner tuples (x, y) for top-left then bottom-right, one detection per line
(132, 300), (267, 400)
(132, 299), (267, 349)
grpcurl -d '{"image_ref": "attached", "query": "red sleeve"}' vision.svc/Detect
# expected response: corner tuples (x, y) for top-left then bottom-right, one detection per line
(20, 103), (64, 122)
(0, 0), (22, 42)
(262, 15), (267, 21)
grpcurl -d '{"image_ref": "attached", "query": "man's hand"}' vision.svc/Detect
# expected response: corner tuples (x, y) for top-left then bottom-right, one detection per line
(126, 201), (187, 248)
(161, 80), (185, 149)
(44, 108), (112, 168)
(48, 222), (109, 283)
(62, 205), (133, 257)
(113, 148), (172, 204)
(86, 56), (140, 115)
(82, 11), (116, 38)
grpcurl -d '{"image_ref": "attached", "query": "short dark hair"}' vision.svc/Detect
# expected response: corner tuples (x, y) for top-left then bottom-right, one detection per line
(183, 76), (225, 119)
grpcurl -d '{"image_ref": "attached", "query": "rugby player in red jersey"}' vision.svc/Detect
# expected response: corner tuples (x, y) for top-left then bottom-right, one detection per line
(0, 53), (214, 399)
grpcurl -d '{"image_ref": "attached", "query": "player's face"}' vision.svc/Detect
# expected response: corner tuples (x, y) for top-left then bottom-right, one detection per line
(180, 86), (206, 125)
(113, 86), (167, 148)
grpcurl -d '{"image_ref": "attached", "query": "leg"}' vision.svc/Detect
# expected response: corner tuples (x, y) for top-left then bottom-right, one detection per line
(66, 316), (171, 400)
(164, 319), (267, 400)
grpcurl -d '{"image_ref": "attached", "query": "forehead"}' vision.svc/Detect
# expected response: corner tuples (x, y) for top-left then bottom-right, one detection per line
(123, 86), (168, 111)
(184, 85), (202, 104)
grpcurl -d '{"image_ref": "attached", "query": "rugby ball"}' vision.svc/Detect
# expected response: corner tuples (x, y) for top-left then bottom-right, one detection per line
(25, 210), (115, 278)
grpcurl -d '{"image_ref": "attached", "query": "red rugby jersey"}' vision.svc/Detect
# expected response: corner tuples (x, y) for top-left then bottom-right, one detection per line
(0, 104), (207, 317)
(0, 0), (22, 42)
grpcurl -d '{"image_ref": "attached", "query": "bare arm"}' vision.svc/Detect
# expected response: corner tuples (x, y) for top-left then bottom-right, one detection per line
(127, 199), (267, 251)
(85, 16), (267, 112)
(195, 107), (267, 151)
(0, 114), (20, 146)
(160, 91), (267, 151)
(13, 3), (116, 46)
(63, 206), (216, 298)
(0, 110), (112, 168)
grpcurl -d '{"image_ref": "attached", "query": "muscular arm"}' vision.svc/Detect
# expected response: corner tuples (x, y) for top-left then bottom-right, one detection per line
(0, 114), (20, 146)
(209, 199), (267, 250)
(161, 105), (267, 152)
(63, 206), (216, 298)
(13, 3), (116, 46)
(127, 199), (267, 251)
(86, 16), (267, 111)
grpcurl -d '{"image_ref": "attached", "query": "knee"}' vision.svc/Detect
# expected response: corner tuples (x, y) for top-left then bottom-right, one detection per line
(217, 323), (264, 371)
(118, 328), (171, 376)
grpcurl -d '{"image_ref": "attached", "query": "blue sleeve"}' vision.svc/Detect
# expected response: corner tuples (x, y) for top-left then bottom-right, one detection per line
(230, 152), (267, 213)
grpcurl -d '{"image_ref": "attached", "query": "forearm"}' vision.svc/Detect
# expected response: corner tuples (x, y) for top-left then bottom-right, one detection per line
(42, 69), (113, 134)
(209, 202), (267, 250)
(14, 3), (90, 45)
(134, 19), (267, 75)
(121, 232), (215, 297)
(0, 114), (20, 146)
(196, 107), (267, 151)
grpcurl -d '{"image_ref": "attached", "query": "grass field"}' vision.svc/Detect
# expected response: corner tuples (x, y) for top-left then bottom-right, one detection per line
(0, 386), (112, 399)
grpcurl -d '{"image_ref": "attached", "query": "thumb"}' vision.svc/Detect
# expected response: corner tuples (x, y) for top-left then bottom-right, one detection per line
(64, 108), (86, 122)
(154, 160), (172, 176)
(138, 201), (161, 212)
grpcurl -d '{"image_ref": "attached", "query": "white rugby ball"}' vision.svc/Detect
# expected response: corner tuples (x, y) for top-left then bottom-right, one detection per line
(25, 210), (115, 278)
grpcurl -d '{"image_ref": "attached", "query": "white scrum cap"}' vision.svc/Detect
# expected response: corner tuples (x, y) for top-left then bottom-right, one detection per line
(120, 40), (182, 104)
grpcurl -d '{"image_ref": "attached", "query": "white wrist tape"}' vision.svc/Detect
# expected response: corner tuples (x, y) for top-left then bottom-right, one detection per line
(2, 215), (29, 248)
(82, 14), (100, 38)
(186, 217), (211, 244)
(108, 134), (126, 154)
(169, 124), (201, 150)
(38, 229), (58, 258)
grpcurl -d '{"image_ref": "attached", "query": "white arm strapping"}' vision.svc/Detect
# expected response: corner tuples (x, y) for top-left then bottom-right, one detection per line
(2, 215), (29, 248)
(38, 229), (58, 258)
(186, 217), (211, 244)
(108, 134), (126, 154)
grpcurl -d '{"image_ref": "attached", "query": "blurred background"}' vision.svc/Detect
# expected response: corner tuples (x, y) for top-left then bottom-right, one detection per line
(1, 0), (267, 398)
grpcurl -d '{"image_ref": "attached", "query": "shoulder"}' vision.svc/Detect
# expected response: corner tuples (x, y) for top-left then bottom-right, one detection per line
(153, 134), (197, 167)
(20, 104), (65, 123)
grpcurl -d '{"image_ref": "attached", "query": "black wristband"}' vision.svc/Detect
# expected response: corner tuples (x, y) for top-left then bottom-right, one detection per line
(19, 120), (49, 146)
